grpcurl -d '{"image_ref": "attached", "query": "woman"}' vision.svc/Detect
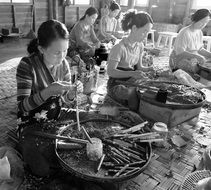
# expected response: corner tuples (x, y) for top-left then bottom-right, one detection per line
(169, 9), (211, 76)
(69, 7), (101, 58)
(98, 1), (121, 42)
(107, 10), (154, 111)
(16, 19), (84, 177)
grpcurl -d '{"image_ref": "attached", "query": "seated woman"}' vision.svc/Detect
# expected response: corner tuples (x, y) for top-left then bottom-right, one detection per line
(107, 10), (154, 111)
(16, 19), (85, 177)
(169, 9), (211, 76)
(98, 1), (121, 42)
(69, 7), (101, 59)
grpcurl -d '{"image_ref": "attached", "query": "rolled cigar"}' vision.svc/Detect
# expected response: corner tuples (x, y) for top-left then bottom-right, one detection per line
(104, 139), (142, 157)
(67, 135), (89, 144)
(110, 150), (130, 163)
(114, 164), (129, 177)
(81, 126), (93, 144)
(96, 154), (105, 172)
(129, 160), (146, 166)
(115, 147), (141, 161)
(57, 141), (84, 150)
(127, 132), (159, 139)
(114, 166), (137, 170)
(139, 138), (163, 143)
(120, 168), (140, 176)
(120, 121), (148, 134)
(107, 154), (121, 164)
(110, 147), (131, 161)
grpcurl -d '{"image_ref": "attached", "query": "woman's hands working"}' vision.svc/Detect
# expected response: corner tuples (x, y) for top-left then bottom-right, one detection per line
(40, 81), (83, 101)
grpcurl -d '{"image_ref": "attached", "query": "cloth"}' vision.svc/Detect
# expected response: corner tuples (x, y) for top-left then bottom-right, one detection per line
(169, 50), (200, 74)
(173, 26), (203, 55)
(108, 37), (144, 70)
(16, 53), (72, 116)
(69, 20), (100, 50)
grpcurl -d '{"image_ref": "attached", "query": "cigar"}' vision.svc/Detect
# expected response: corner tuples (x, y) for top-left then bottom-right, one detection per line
(110, 146), (131, 161)
(113, 164), (129, 177)
(129, 160), (146, 166)
(81, 126), (93, 144)
(115, 147), (141, 161)
(127, 132), (159, 139)
(107, 154), (121, 164)
(67, 135), (89, 144)
(139, 138), (163, 143)
(120, 168), (140, 176)
(96, 154), (105, 172)
(104, 139), (143, 157)
(120, 121), (148, 134)
(110, 150), (130, 164)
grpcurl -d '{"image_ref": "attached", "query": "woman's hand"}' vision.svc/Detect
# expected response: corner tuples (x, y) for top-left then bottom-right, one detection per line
(196, 55), (206, 65)
(132, 71), (148, 79)
(95, 41), (101, 49)
(40, 81), (73, 100)
(67, 80), (83, 100)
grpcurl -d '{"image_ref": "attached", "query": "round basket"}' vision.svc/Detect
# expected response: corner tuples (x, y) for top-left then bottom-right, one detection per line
(180, 170), (211, 190)
(55, 118), (152, 183)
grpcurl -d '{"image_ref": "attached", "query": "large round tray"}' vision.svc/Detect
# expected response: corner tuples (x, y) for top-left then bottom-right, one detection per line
(55, 119), (152, 183)
(138, 81), (206, 109)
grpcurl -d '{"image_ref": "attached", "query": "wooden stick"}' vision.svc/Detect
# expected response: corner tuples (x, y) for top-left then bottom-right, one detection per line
(81, 126), (93, 144)
(25, 130), (88, 144)
(96, 154), (105, 172)
(75, 73), (80, 131)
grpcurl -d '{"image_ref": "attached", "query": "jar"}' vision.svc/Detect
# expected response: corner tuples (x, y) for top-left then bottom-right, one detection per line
(152, 122), (168, 147)
(86, 138), (103, 161)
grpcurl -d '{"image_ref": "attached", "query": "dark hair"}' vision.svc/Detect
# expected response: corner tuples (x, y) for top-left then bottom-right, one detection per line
(110, 1), (120, 11)
(27, 19), (69, 54)
(80, 7), (98, 21)
(122, 10), (153, 32)
(191, 9), (211, 23)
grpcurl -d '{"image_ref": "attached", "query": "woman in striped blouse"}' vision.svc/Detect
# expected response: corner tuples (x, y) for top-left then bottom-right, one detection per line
(16, 20), (84, 177)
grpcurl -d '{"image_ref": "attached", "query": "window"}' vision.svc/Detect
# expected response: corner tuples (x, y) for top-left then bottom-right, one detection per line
(119, 0), (128, 6)
(74, 0), (90, 5)
(192, 0), (211, 9)
(135, 0), (149, 7)
(0, 0), (31, 2)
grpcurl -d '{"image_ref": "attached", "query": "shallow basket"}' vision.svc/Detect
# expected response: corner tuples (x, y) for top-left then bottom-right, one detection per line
(55, 118), (152, 183)
(180, 170), (211, 190)
(138, 81), (206, 127)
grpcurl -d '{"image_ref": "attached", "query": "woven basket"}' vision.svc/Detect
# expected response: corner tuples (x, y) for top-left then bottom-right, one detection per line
(180, 170), (211, 190)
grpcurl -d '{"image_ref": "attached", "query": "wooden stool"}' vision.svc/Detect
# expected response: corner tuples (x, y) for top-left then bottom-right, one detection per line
(202, 35), (211, 51)
(156, 31), (178, 55)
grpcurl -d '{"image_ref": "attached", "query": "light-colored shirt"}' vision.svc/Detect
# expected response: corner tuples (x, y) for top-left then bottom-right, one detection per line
(69, 20), (100, 49)
(108, 37), (144, 70)
(174, 26), (203, 55)
(101, 15), (117, 34)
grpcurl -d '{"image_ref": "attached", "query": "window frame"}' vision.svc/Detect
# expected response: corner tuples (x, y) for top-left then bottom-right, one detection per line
(119, 0), (128, 7)
(191, 0), (211, 10)
(134, 0), (149, 7)
(0, 0), (32, 4)
(69, 0), (91, 6)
